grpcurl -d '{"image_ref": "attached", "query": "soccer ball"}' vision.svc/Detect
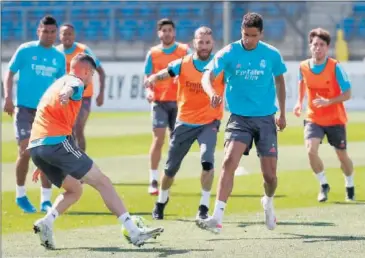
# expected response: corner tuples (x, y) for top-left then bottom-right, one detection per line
(121, 215), (149, 242)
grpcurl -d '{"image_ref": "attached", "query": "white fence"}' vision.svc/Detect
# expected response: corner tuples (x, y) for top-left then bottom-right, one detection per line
(2, 61), (365, 111)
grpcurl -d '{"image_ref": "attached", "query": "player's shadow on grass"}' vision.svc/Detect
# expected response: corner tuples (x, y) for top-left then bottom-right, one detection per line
(66, 246), (213, 257)
(207, 233), (365, 243)
(282, 233), (365, 243)
(237, 221), (336, 228)
(112, 183), (150, 187)
(332, 200), (365, 205)
(171, 193), (286, 198)
(65, 211), (177, 217)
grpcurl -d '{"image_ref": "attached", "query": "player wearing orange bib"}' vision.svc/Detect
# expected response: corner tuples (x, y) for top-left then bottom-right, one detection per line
(144, 19), (191, 195)
(145, 27), (225, 221)
(293, 28), (355, 202)
(29, 53), (163, 250)
(57, 23), (106, 151)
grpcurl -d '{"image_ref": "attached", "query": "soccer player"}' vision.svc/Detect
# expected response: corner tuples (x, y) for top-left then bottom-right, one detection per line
(196, 13), (287, 233)
(293, 28), (355, 202)
(145, 26), (225, 220)
(57, 23), (106, 151)
(29, 53), (163, 249)
(3, 16), (66, 213)
(144, 18), (191, 195)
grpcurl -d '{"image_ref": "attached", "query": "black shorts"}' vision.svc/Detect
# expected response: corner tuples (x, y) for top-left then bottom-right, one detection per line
(29, 136), (93, 188)
(304, 121), (347, 150)
(224, 114), (278, 157)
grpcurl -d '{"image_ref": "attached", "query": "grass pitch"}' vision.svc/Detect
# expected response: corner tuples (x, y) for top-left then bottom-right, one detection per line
(2, 111), (365, 257)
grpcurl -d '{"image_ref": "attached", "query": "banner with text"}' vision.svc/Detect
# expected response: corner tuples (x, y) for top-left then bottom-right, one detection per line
(2, 61), (365, 111)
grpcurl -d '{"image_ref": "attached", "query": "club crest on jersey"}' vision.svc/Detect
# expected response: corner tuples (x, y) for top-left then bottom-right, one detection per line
(260, 59), (266, 69)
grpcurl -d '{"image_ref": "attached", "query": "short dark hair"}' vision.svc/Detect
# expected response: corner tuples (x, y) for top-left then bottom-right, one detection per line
(72, 53), (97, 69)
(308, 28), (331, 45)
(60, 23), (75, 30)
(39, 15), (58, 27)
(157, 18), (175, 31)
(242, 12), (263, 32)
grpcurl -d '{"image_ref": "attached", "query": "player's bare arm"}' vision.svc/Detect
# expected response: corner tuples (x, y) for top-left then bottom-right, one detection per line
(313, 89), (351, 108)
(293, 80), (306, 117)
(96, 66), (106, 106)
(144, 68), (171, 88)
(59, 84), (77, 105)
(202, 70), (221, 108)
(3, 70), (15, 116)
(274, 75), (287, 131)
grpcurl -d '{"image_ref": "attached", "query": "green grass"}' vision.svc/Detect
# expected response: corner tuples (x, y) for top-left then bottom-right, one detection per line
(2, 122), (365, 163)
(1, 111), (149, 123)
(2, 166), (364, 235)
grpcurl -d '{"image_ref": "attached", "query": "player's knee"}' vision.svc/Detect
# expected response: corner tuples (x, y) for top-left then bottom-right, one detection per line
(202, 162), (213, 171)
(18, 147), (30, 160)
(306, 141), (319, 156)
(72, 184), (83, 200)
(263, 174), (277, 185)
(222, 155), (238, 173)
(164, 168), (177, 178)
(307, 147), (319, 157)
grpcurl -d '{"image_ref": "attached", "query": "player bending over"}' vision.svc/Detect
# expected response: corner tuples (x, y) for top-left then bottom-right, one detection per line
(29, 53), (163, 250)
(145, 26), (225, 221)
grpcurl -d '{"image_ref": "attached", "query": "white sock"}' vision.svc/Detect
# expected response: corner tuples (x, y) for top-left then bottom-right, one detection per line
(150, 170), (158, 182)
(316, 171), (328, 185)
(157, 189), (169, 203)
(262, 195), (274, 208)
(212, 200), (226, 225)
(118, 212), (139, 233)
(44, 208), (59, 226)
(16, 185), (26, 198)
(41, 187), (52, 203)
(345, 174), (354, 187)
(200, 190), (211, 208)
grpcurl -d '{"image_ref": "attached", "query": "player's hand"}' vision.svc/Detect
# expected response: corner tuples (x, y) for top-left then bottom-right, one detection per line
(3, 97), (14, 116)
(144, 78), (155, 89)
(312, 93), (331, 108)
(210, 94), (222, 108)
(293, 103), (302, 117)
(173, 76), (179, 84)
(96, 93), (104, 107)
(146, 88), (154, 103)
(32, 168), (41, 183)
(276, 114), (286, 131)
(59, 87), (73, 106)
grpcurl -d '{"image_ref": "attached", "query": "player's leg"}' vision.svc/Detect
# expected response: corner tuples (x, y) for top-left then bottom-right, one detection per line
(14, 107), (38, 213)
(197, 115), (251, 233)
(152, 123), (195, 219)
(304, 121), (328, 202)
(326, 125), (355, 201)
(195, 120), (220, 220)
(73, 97), (91, 151)
(30, 146), (77, 250)
(32, 138), (163, 249)
(38, 168), (53, 212)
(255, 115), (279, 230)
(148, 102), (169, 195)
(167, 101), (178, 135)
